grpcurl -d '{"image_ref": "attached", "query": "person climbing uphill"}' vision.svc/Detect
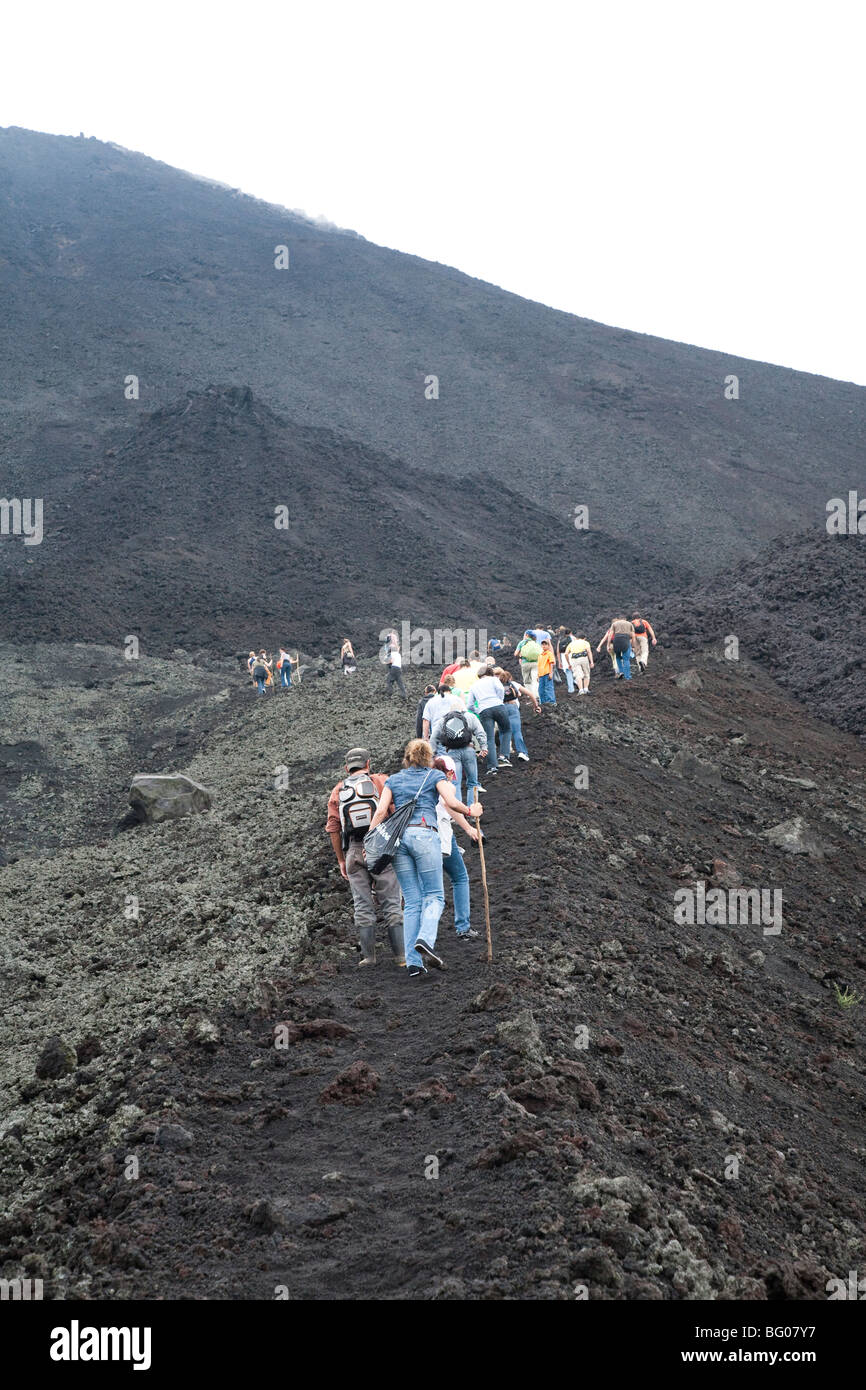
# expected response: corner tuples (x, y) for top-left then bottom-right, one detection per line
(630, 613), (657, 672)
(340, 639), (358, 676)
(251, 651), (272, 694)
(497, 667), (538, 760)
(537, 638), (557, 705)
(433, 755), (481, 940)
(515, 631), (541, 692)
(422, 677), (461, 741)
(555, 627), (576, 694)
(467, 666), (511, 774)
(566, 631), (594, 694)
(276, 647), (293, 690)
(367, 739), (482, 977)
(430, 701), (488, 804)
(597, 617), (636, 680)
(415, 683), (438, 738)
(383, 633), (408, 700)
(325, 747), (405, 967)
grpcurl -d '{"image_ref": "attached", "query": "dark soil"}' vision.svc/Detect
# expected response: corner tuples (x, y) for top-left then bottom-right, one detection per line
(5, 654), (864, 1300)
(659, 531), (866, 740)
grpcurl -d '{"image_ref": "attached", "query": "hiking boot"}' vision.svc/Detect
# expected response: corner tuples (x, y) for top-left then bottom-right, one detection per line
(417, 940), (445, 970)
(517, 752), (530, 762)
(456, 928), (480, 939)
(359, 925), (376, 966)
(387, 922), (405, 963)
(407, 965), (427, 979)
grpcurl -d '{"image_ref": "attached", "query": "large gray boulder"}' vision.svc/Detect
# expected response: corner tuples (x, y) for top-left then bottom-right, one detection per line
(762, 816), (831, 860)
(129, 773), (213, 824)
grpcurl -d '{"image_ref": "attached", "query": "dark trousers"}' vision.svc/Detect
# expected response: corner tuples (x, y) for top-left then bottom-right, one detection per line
(385, 666), (407, 699)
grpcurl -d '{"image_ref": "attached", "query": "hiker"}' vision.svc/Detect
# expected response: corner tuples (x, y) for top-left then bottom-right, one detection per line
(497, 667), (538, 761)
(383, 636), (408, 700)
(515, 631), (541, 692)
(340, 639), (358, 675)
(537, 639), (557, 705)
(630, 613), (657, 671)
(251, 651), (272, 694)
(246, 650), (257, 683)
(422, 677), (461, 741)
(326, 748), (405, 967)
(450, 658), (479, 701)
(566, 631), (594, 694)
(433, 755), (481, 940)
(554, 627), (576, 693)
(415, 683), (438, 738)
(367, 739), (483, 977)
(276, 647), (293, 689)
(430, 701), (488, 803)
(597, 617), (636, 680)
(467, 667), (511, 775)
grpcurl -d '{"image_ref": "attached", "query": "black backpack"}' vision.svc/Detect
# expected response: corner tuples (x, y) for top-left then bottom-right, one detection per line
(441, 710), (472, 749)
(338, 773), (380, 848)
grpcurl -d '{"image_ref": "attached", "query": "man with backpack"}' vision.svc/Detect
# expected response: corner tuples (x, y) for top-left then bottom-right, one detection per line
(597, 618), (636, 680)
(251, 651), (272, 694)
(422, 678), (461, 741)
(325, 747), (405, 967)
(515, 631), (541, 692)
(430, 703), (488, 804)
(630, 612), (657, 671)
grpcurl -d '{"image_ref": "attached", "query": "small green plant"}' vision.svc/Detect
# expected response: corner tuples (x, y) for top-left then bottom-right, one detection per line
(833, 982), (862, 1011)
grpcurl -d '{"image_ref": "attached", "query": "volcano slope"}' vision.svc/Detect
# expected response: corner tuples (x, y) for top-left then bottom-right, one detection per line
(2, 125), (866, 578)
(658, 530), (866, 742)
(0, 385), (689, 654)
(1, 647), (864, 1300)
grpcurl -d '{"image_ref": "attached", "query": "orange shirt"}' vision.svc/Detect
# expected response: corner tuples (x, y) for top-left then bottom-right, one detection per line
(537, 649), (554, 677)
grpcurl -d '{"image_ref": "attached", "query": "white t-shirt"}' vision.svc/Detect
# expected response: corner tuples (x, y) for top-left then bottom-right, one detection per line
(390, 650), (402, 668)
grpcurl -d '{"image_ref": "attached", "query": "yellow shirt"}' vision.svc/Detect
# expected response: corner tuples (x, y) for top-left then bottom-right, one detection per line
(452, 666), (479, 693)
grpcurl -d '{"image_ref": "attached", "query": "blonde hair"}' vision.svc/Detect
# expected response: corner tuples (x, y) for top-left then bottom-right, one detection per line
(403, 738), (434, 768)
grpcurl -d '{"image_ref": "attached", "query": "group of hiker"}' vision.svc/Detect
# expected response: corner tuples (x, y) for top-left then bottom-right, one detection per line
(246, 648), (296, 692)
(324, 611), (657, 979)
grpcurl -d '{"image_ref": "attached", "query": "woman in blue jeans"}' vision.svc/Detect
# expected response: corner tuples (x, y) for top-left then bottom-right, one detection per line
(368, 740), (483, 977)
(433, 756), (482, 939)
(498, 670), (540, 763)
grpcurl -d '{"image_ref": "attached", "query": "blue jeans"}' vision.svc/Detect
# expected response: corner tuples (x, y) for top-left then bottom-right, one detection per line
(479, 704), (511, 771)
(563, 665), (575, 693)
(617, 648), (632, 679)
(255, 677), (267, 694)
(538, 673), (556, 704)
(444, 744), (479, 802)
(442, 841), (471, 934)
(280, 666), (291, 687)
(392, 827), (445, 967)
(502, 704), (528, 758)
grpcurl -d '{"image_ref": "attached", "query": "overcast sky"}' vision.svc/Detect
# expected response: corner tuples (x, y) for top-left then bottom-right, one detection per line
(4, 1), (864, 384)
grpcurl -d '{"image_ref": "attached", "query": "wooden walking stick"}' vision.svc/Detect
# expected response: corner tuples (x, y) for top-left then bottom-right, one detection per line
(473, 782), (493, 963)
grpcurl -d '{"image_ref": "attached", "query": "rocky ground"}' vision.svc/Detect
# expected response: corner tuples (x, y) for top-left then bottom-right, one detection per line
(1, 646), (864, 1299)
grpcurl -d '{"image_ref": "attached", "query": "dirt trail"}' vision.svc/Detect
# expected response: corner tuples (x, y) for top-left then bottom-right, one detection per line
(5, 652), (863, 1300)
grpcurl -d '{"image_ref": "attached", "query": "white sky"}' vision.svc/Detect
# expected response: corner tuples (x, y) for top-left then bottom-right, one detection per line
(3, 0), (865, 384)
